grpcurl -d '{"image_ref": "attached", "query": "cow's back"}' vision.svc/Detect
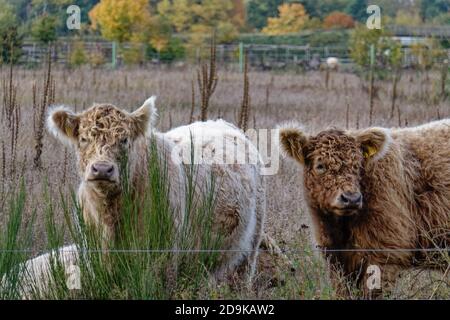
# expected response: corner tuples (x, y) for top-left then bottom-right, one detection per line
(165, 120), (265, 277)
(392, 119), (450, 249)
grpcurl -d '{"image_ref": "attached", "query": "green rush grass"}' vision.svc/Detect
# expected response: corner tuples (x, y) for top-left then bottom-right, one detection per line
(16, 138), (223, 299)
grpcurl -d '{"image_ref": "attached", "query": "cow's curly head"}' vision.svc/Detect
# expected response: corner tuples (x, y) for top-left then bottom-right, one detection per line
(279, 124), (391, 217)
(47, 97), (157, 196)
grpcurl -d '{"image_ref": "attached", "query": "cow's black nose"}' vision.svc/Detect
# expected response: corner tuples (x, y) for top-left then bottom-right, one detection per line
(91, 162), (115, 180)
(340, 192), (362, 207)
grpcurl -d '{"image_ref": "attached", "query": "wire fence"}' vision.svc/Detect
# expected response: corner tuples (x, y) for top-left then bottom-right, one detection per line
(1, 248), (449, 254)
(18, 40), (450, 71)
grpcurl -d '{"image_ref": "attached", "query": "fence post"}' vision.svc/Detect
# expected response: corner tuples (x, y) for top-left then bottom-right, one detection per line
(112, 41), (117, 68)
(368, 44), (375, 126)
(239, 42), (244, 73)
(370, 44), (375, 66)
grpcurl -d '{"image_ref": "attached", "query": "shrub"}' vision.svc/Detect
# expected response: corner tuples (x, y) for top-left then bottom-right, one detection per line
(323, 11), (355, 29)
(89, 46), (106, 67)
(121, 43), (145, 65)
(69, 41), (87, 67)
(146, 38), (186, 63)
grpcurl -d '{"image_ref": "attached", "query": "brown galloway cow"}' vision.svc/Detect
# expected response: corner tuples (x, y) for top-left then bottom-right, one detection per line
(279, 120), (450, 297)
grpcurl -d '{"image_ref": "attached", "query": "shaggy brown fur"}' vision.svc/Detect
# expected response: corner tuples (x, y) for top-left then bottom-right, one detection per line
(280, 120), (450, 297)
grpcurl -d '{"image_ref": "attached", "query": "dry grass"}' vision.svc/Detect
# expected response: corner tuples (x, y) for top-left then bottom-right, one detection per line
(0, 64), (449, 299)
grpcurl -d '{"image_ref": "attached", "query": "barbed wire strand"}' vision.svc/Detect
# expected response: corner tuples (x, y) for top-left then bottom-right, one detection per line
(0, 248), (448, 254)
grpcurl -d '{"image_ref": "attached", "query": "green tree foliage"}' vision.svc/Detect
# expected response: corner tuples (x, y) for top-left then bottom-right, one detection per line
(69, 40), (87, 66)
(300, 0), (348, 19)
(0, 0), (22, 64)
(29, 0), (72, 35)
(346, 0), (369, 22)
(31, 13), (58, 44)
(420, 0), (450, 22)
(246, 0), (283, 31)
(72, 0), (100, 27)
(431, 12), (450, 25)
(7, 0), (97, 35)
(8, 0), (32, 22)
(0, 1), (18, 34)
(350, 24), (402, 74)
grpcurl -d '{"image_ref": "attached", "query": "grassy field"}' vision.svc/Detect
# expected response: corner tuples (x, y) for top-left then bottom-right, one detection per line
(0, 64), (449, 299)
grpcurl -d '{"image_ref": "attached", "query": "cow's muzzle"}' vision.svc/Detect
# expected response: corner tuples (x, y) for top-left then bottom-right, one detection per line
(88, 161), (117, 182)
(333, 191), (363, 215)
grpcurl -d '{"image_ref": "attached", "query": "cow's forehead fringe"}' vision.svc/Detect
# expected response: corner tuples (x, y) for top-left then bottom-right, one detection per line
(310, 129), (355, 145)
(306, 129), (361, 161)
(78, 104), (134, 136)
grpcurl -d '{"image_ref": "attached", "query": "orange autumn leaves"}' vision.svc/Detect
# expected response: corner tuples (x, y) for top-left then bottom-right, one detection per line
(262, 3), (355, 35)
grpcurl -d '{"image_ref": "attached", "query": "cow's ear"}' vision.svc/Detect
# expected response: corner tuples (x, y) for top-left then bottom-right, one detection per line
(279, 124), (309, 164)
(47, 106), (80, 146)
(132, 96), (157, 136)
(355, 128), (391, 161)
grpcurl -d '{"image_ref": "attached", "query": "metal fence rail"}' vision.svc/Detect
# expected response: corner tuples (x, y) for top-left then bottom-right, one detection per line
(17, 40), (450, 70)
(388, 25), (450, 38)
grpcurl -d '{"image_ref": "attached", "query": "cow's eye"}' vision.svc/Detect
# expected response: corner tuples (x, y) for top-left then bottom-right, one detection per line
(315, 163), (326, 174)
(79, 137), (88, 146)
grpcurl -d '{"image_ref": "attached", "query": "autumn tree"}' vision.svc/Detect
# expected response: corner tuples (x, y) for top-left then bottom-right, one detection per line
(191, 0), (235, 30)
(146, 15), (172, 53)
(158, 0), (239, 47)
(230, 0), (246, 30)
(157, 0), (192, 33)
(262, 3), (309, 35)
(89, 0), (151, 43)
(323, 11), (355, 29)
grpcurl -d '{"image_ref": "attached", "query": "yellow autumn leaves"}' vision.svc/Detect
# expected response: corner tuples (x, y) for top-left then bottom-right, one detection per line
(89, 0), (152, 43)
(262, 3), (309, 36)
(89, 0), (244, 51)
